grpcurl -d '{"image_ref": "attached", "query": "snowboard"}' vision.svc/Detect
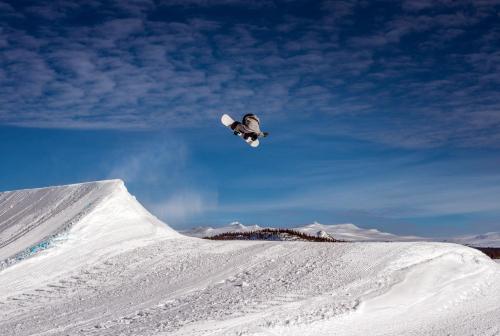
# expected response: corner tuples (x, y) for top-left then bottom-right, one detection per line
(221, 114), (259, 147)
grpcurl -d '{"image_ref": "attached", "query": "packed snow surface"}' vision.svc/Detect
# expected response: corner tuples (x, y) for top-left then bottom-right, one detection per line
(1, 181), (499, 336)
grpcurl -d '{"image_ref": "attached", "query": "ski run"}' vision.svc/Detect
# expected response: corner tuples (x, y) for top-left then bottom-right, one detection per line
(0, 180), (499, 336)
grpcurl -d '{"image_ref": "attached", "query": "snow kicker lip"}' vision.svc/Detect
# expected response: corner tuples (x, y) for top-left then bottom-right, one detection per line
(0, 179), (178, 271)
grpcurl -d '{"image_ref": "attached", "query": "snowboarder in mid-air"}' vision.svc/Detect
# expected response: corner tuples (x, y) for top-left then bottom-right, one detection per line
(221, 113), (269, 147)
(230, 114), (269, 141)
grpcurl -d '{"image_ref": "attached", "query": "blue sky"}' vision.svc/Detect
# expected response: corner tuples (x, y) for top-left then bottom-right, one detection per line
(0, 0), (499, 236)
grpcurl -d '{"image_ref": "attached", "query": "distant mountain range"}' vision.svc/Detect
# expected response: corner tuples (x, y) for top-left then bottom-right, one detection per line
(447, 232), (500, 248)
(180, 222), (264, 238)
(294, 222), (424, 242)
(181, 221), (500, 247)
(180, 221), (423, 242)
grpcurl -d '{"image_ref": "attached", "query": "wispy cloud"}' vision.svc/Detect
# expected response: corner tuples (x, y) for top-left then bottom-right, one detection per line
(0, 0), (499, 149)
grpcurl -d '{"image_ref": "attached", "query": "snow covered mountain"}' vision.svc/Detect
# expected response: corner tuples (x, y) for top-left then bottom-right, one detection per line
(184, 222), (500, 247)
(293, 222), (425, 242)
(448, 232), (500, 247)
(182, 221), (424, 242)
(1, 181), (499, 336)
(180, 221), (263, 238)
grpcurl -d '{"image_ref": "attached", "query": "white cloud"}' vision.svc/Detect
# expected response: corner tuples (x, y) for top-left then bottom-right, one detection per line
(0, 0), (499, 149)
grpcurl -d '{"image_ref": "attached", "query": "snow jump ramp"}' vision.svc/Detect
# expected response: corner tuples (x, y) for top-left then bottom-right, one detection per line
(0, 179), (179, 269)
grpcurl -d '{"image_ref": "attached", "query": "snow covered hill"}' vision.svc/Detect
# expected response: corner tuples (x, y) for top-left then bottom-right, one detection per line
(180, 221), (263, 238)
(449, 232), (500, 247)
(205, 228), (339, 242)
(1, 181), (499, 336)
(183, 222), (500, 247)
(182, 221), (424, 242)
(294, 222), (425, 242)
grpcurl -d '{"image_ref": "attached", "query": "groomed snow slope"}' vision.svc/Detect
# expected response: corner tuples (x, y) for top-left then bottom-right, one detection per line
(0, 181), (499, 336)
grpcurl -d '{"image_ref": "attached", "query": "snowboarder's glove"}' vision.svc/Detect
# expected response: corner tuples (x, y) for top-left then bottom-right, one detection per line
(262, 132), (269, 137)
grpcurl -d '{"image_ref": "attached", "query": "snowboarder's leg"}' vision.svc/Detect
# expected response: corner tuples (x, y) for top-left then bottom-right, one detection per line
(229, 121), (260, 141)
(220, 114), (262, 147)
(240, 132), (259, 141)
(230, 121), (240, 130)
(231, 121), (243, 135)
